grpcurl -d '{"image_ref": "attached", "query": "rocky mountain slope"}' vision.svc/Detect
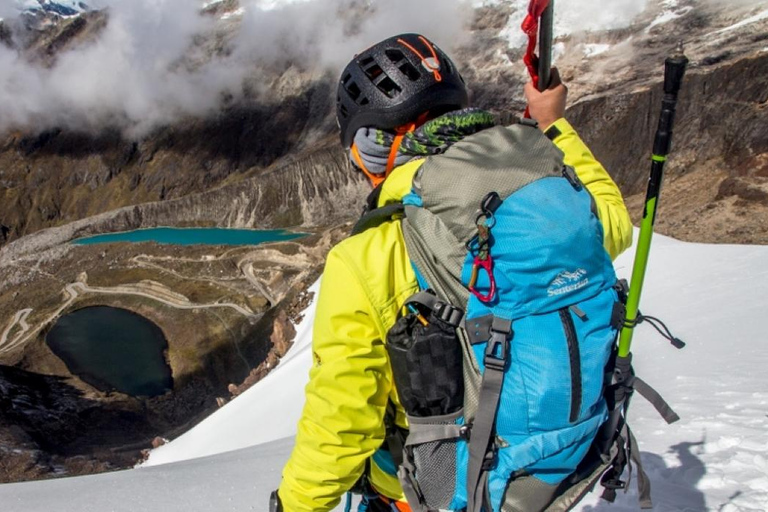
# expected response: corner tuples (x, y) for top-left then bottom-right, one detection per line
(0, 143), (366, 263)
(570, 52), (768, 244)
(0, 0), (766, 249)
(466, 0), (768, 244)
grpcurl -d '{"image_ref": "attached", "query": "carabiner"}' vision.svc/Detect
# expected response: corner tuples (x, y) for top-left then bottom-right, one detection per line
(468, 255), (497, 303)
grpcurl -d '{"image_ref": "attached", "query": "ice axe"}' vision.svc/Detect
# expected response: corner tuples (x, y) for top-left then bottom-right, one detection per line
(536, 1), (554, 91)
(522, 0), (555, 109)
(618, 42), (689, 358)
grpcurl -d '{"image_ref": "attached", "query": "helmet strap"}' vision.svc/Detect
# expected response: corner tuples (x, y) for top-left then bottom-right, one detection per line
(353, 112), (431, 188)
(385, 111), (430, 177)
(351, 142), (386, 188)
(385, 130), (409, 177)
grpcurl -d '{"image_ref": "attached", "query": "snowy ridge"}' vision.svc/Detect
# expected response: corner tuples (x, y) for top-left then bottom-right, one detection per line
(646, 0), (694, 32)
(714, 8), (768, 35)
(495, 0), (647, 50)
(16, 0), (88, 17)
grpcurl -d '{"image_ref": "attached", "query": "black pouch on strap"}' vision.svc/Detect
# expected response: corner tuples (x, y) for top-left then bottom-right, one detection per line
(386, 306), (464, 418)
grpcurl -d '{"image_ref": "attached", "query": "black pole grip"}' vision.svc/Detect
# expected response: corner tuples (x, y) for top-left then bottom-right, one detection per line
(652, 100), (678, 157)
(652, 42), (689, 158)
(537, 0), (554, 91)
(664, 49), (689, 96)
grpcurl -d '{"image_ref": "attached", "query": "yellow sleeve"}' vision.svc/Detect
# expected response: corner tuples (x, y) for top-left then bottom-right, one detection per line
(548, 118), (633, 260)
(278, 244), (392, 511)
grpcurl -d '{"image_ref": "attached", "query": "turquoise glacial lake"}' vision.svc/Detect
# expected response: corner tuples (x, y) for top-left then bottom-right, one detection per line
(46, 306), (173, 397)
(73, 227), (305, 246)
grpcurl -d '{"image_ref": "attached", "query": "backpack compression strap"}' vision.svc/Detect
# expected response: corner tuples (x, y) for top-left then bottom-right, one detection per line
(598, 352), (680, 509)
(466, 317), (513, 512)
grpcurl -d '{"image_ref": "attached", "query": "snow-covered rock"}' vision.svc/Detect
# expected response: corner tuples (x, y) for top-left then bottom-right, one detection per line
(17, 0), (89, 17)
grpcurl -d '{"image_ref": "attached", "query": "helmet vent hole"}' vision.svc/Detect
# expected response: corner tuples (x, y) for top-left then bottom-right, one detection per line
(363, 63), (384, 81)
(340, 104), (349, 117)
(385, 49), (421, 81)
(345, 81), (362, 101)
(399, 62), (421, 81)
(376, 76), (401, 98)
(360, 98), (369, 106)
(385, 49), (405, 63)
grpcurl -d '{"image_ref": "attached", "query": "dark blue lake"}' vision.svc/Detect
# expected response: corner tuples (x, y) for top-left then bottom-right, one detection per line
(72, 227), (305, 246)
(46, 306), (173, 397)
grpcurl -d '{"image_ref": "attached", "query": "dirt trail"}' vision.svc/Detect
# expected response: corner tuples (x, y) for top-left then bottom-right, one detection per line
(0, 281), (257, 355)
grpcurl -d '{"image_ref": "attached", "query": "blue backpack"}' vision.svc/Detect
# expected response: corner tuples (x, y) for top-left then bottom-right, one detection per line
(353, 121), (677, 512)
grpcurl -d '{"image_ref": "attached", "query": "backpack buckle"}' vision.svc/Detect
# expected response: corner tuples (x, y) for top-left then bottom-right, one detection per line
(434, 302), (464, 327)
(484, 318), (512, 370)
(613, 279), (629, 304)
(602, 478), (626, 491)
(481, 443), (498, 471)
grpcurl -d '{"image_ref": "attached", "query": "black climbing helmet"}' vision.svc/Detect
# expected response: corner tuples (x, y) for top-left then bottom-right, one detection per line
(336, 33), (469, 149)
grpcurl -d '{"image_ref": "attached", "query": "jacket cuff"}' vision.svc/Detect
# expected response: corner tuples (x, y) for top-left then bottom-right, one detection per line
(543, 118), (576, 142)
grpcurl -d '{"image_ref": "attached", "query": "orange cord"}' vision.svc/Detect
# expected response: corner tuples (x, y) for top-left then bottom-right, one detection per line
(384, 111), (430, 176)
(351, 142), (386, 188)
(385, 121), (416, 175)
(355, 112), (431, 186)
(396, 36), (442, 82)
(386, 132), (407, 176)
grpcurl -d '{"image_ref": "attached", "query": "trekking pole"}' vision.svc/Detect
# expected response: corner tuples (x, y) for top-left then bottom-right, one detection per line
(537, 0), (554, 91)
(618, 42), (689, 358)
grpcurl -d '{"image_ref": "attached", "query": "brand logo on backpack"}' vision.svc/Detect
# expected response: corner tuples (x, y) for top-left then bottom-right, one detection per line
(547, 268), (589, 297)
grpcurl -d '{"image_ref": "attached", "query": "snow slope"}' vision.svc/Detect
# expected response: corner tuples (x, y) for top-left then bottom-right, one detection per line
(1, 233), (767, 511)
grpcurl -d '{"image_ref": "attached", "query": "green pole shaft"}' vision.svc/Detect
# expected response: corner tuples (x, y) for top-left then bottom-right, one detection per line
(618, 44), (688, 358)
(619, 193), (659, 356)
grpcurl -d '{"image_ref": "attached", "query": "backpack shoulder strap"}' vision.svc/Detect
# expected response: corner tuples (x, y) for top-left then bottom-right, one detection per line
(351, 203), (405, 236)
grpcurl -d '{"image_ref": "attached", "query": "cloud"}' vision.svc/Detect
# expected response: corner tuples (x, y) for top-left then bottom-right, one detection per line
(2, 0), (763, 137)
(0, 0), (471, 137)
(0, 5), (20, 20)
(240, 0), (470, 68)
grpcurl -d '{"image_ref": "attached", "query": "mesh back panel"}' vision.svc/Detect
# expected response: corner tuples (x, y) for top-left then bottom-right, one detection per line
(415, 125), (563, 243)
(402, 124), (564, 310)
(402, 206), (469, 309)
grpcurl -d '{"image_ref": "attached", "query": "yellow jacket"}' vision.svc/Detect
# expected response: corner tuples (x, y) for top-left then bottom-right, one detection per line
(278, 119), (633, 511)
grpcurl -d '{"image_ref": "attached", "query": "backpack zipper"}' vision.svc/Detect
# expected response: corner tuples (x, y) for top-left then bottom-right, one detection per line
(559, 308), (582, 423)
